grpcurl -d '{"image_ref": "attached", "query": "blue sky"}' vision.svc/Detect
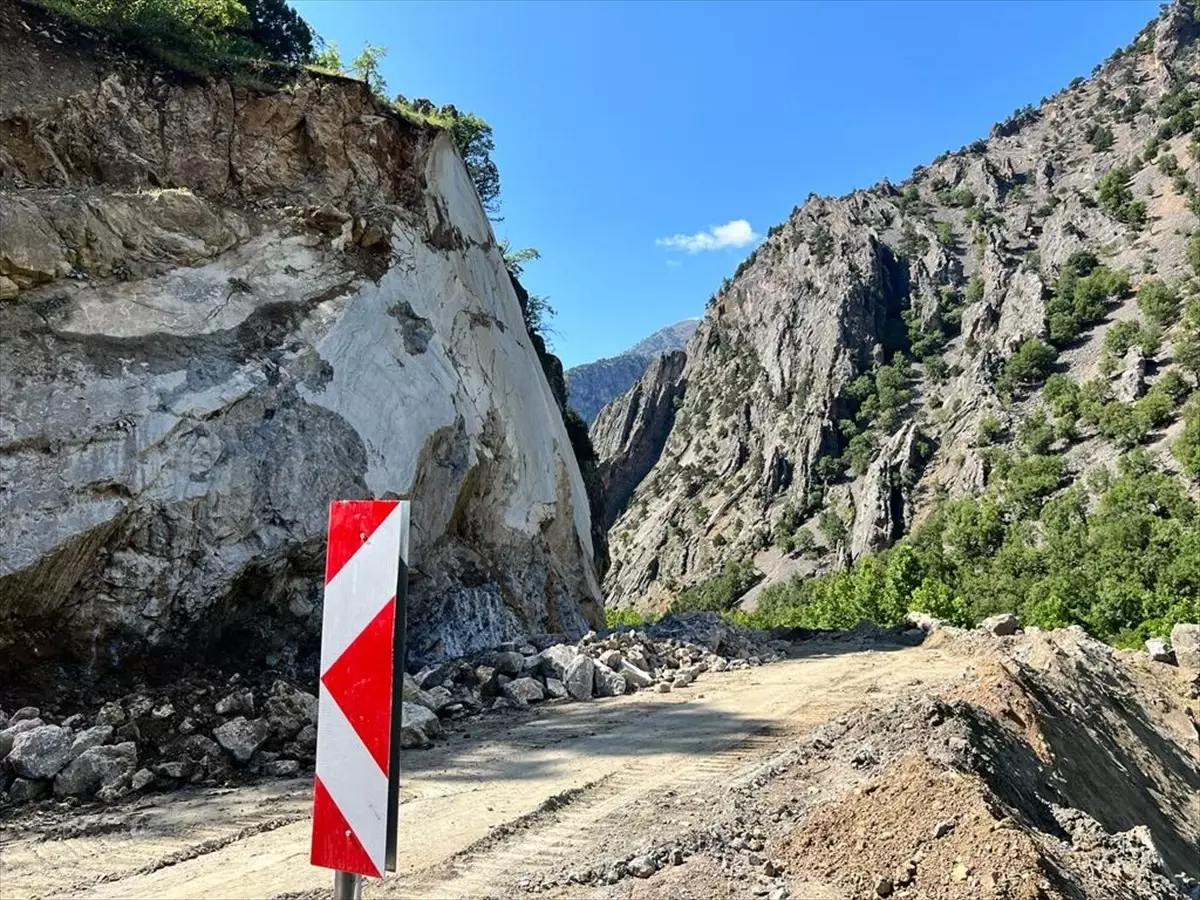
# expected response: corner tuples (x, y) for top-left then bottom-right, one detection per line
(293, 0), (1159, 368)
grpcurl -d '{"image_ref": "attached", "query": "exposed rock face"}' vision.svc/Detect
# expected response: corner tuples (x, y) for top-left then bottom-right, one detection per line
(591, 351), (688, 527)
(0, 3), (602, 676)
(566, 319), (698, 423)
(604, 5), (1200, 609)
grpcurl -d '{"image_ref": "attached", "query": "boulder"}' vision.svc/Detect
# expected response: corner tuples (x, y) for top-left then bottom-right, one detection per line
(538, 644), (581, 679)
(55, 742), (137, 797)
(402, 673), (441, 711)
(628, 855), (658, 878)
(598, 649), (623, 670)
(9, 777), (51, 802)
(399, 702), (442, 748)
(424, 686), (455, 713)
(414, 664), (452, 689)
(564, 655), (596, 701)
(264, 681), (319, 737)
(213, 717), (270, 763)
(544, 678), (569, 699)
(69, 725), (115, 761)
(1171, 623), (1200, 670)
(153, 760), (194, 780)
(620, 659), (654, 689)
(1145, 639), (1176, 665)
(980, 613), (1020, 636)
(8, 725), (74, 780)
(904, 611), (942, 633)
(502, 677), (545, 706)
(475, 665), (500, 698)
(482, 651), (525, 677)
(593, 662), (628, 698)
(131, 768), (156, 791)
(0, 718), (44, 761)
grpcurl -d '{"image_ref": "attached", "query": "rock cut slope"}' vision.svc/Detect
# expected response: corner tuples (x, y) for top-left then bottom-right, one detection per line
(0, 0), (603, 680)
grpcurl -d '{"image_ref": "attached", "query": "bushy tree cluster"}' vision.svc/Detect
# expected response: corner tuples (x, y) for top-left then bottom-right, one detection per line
(748, 451), (1200, 644)
(1045, 251), (1130, 345)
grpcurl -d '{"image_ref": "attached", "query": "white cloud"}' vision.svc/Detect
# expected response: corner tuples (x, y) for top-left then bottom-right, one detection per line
(656, 219), (759, 254)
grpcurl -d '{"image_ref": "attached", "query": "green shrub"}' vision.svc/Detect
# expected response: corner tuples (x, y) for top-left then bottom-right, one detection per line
(1046, 255), (1130, 345)
(965, 275), (985, 304)
(671, 559), (760, 614)
(1174, 396), (1200, 476)
(605, 607), (657, 629)
(1175, 330), (1200, 379)
(1096, 167), (1147, 229)
(818, 510), (847, 546)
(1136, 278), (1180, 327)
(1085, 122), (1114, 150)
(1043, 374), (1082, 419)
(977, 415), (1004, 445)
(1001, 338), (1057, 392)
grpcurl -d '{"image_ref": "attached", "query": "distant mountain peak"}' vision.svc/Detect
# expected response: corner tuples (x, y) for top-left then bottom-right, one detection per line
(565, 319), (699, 423)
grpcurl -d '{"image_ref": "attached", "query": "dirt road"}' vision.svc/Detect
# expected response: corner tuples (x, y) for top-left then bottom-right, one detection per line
(0, 640), (970, 900)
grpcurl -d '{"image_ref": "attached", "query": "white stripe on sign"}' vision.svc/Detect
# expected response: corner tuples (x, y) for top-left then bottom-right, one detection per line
(315, 686), (391, 875)
(319, 503), (406, 671)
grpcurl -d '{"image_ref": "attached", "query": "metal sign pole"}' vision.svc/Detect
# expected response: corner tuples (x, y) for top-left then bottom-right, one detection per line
(332, 870), (362, 900)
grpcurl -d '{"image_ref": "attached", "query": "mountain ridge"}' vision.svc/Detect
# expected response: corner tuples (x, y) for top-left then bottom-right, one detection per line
(601, 0), (1200, 643)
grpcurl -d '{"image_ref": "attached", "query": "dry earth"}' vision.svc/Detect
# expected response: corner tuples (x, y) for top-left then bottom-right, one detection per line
(1, 628), (1197, 900)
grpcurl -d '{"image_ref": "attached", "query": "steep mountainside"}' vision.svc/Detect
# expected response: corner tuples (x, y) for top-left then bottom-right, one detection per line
(566, 319), (698, 423)
(604, 2), (1200, 616)
(0, 0), (604, 680)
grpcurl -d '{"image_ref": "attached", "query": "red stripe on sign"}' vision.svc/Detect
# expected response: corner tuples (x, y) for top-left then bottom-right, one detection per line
(311, 774), (381, 877)
(320, 595), (396, 774)
(324, 500), (399, 584)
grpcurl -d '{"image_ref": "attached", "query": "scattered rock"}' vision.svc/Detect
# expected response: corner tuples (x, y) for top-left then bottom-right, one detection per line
(593, 662), (627, 697)
(598, 649), (623, 670)
(620, 659), (654, 688)
(657, 682), (672, 693)
(215, 689), (255, 717)
(502, 677), (545, 706)
(69, 725), (115, 761)
(8, 725), (74, 780)
(544, 678), (569, 699)
(131, 768), (156, 791)
(400, 702), (442, 748)
(264, 681), (319, 736)
(980, 613), (1020, 636)
(874, 874), (894, 898)
(151, 703), (175, 720)
(564, 655), (596, 701)
(55, 743), (137, 798)
(95, 702), (126, 726)
(9, 777), (51, 802)
(1145, 639), (1176, 665)
(115, 721), (141, 742)
(538, 644), (580, 679)
(933, 819), (956, 839)
(952, 862), (971, 882)
(261, 759), (301, 777)
(213, 717), (270, 763)
(10, 707), (40, 724)
(628, 855), (658, 878)
(484, 650), (525, 677)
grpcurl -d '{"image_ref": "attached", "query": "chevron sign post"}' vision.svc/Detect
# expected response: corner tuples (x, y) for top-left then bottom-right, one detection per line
(311, 499), (410, 891)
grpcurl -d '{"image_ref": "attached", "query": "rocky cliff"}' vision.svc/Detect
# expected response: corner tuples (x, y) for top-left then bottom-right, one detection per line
(604, 1), (1200, 610)
(590, 350), (687, 528)
(565, 318), (698, 423)
(0, 0), (604, 679)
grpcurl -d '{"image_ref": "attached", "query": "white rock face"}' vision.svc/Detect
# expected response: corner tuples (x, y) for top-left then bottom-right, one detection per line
(0, 39), (602, 673)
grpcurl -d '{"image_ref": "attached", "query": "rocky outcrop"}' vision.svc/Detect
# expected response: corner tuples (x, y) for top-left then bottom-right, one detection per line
(603, 2), (1200, 609)
(592, 351), (688, 527)
(565, 319), (698, 423)
(0, 2), (602, 677)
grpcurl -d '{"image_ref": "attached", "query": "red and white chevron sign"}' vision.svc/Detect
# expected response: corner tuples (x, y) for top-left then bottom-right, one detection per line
(311, 499), (409, 878)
